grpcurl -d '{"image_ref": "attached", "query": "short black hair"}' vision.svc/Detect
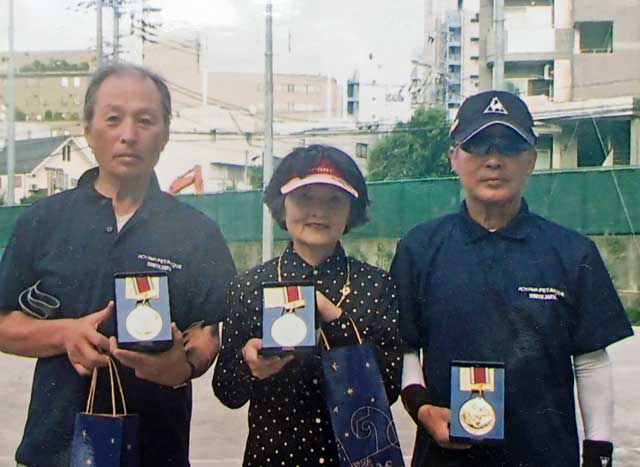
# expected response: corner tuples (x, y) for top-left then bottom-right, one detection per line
(264, 145), (369, 234)
(83, 63), (172, 127)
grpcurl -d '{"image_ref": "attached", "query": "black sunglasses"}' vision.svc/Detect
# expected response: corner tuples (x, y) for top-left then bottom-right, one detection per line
(458, 135), (533, 156)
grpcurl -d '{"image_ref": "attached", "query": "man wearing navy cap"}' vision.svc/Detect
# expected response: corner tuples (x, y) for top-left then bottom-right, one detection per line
(391, 90), (633, 467)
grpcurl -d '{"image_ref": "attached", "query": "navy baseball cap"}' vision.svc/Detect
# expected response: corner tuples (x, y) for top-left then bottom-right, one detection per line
(449, 90), (537, 145)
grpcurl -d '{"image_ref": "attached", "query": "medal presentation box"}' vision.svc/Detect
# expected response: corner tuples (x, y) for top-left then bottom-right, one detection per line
(450, 361), (505, 444)
(114, 272), (173, 352)
(261, 281), (316, 356)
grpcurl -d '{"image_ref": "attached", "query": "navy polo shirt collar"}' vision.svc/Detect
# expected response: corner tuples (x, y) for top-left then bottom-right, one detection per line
(77, 167), (165, 212)
(458, 199), (532, 243)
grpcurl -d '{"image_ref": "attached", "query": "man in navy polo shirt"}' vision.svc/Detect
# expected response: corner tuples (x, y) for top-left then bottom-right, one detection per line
(0, 63), (236, 467)
(392, 90), (633, 467)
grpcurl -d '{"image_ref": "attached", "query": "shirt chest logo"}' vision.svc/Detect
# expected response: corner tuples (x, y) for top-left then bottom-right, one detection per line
(517, 286), (565, 301)
(137, 253), (183, 273)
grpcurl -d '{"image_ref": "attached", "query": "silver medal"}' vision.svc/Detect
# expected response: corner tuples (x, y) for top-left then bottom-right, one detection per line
(271, 312), (307, 347)
(126, 302), (163, 341)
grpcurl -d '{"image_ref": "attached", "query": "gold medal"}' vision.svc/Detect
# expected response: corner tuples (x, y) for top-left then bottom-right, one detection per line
(459, 394), (496, 435)
(271, 312), (307, 347)
(126, 301), (163, 341)
(458, 366), (497, 436)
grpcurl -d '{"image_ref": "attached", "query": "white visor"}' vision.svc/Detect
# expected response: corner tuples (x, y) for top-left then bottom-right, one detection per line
(280, 173), (359, 199)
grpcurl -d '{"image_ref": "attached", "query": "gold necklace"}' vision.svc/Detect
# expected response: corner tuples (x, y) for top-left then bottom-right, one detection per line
(276, 252), (351, 308)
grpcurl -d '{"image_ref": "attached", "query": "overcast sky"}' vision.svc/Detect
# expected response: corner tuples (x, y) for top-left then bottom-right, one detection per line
(0, 0), (424, 87)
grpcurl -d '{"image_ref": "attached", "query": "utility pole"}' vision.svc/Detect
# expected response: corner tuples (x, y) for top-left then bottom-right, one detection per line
(139, 2), (162, 63)
(200, 30), (208, 107)
(96, 0), (103, 68)
(262, 0), (274, 262)
(113, 1), (121, 62)
(493, 0), (505, 90)
(6, 0), (16, 205)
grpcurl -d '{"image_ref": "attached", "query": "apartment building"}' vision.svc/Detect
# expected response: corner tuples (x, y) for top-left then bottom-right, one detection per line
(346, 71), (412, 124)
(411, 0), (481, 118)
(479, 0), (640, 169)
(0, 50), (95, 128)
(142, 34), (342, 120)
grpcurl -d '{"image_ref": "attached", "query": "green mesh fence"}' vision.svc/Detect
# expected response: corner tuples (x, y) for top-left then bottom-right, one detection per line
(0, 167), (638, 249)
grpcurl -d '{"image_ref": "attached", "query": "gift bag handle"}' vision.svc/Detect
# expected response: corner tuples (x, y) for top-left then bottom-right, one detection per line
(320, 317), (363, 350)
(85, 356), (128, 416)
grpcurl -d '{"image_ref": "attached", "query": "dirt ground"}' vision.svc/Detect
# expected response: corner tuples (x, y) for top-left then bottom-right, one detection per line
(1, 330), (637, 466)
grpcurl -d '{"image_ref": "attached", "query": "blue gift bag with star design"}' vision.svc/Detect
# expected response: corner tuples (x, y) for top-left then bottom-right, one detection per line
(70, 358), (139, 467)
(321, 321), (405, 467)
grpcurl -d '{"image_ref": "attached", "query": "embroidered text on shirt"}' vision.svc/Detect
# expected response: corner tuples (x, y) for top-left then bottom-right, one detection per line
(137, 253), (183, 272)
(517, 286), (565, 301)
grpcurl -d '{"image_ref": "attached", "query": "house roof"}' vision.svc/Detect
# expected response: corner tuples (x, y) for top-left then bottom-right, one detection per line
(0, 135), (70, 175)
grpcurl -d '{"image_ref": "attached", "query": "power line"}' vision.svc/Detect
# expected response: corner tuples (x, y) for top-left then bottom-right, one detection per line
(146, 37), (199, 58)
(165, 79), (249, 113)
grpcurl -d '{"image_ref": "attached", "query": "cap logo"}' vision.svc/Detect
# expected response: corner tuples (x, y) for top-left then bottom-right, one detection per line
(484, 96), (508, 115)
(600, 457), (610, 467)
(310, 158), (341, 177)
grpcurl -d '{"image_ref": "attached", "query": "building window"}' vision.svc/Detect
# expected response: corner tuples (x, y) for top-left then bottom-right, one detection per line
(73, 77), (81, 87)
(62, 144), (72, 162)
(528, 79), (551, 97)
(347, 80), (359, 99)
(347, 101), (359, 115)
(61, 77), (69, 87)
(14, 175), (22, 188)
(576, 21), (613, 53)
(355, 143), (368, 158)
(287, 84), (295, 93)
(46, 168), (65, 194)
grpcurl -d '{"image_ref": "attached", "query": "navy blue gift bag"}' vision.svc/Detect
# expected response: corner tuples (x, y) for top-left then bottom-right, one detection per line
(321, 320), (405, 467)
(70, 357), (139, 467)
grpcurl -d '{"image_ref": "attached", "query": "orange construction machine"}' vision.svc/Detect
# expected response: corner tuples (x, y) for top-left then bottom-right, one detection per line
(168, 164), (204, 195)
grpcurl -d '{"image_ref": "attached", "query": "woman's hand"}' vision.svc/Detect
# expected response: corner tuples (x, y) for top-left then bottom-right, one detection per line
(316, 291), (342, 322)
(242, 338), (295, 380)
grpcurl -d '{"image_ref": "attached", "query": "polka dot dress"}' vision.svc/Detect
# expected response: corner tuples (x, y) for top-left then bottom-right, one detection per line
(212, 242), (403, 467)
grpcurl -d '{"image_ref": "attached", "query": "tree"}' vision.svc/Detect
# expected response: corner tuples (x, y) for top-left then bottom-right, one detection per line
(14, 108), (27, 121)
(20, 190), (47, 205)
(367, 106), (452, 181)
(247, 165), (263, 190)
